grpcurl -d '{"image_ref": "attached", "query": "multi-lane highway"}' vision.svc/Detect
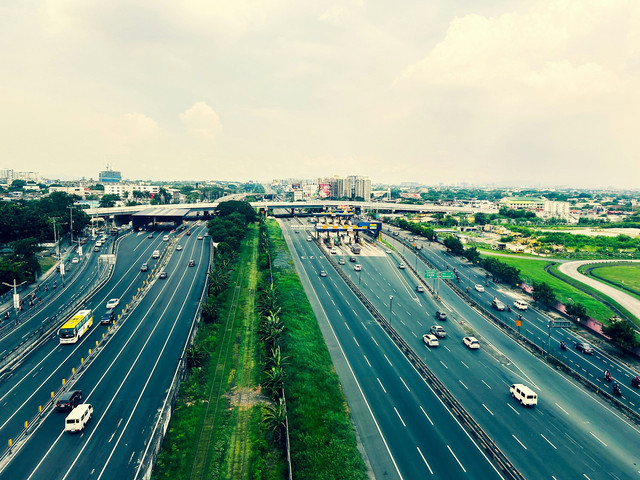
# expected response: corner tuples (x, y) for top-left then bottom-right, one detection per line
(0, 223), (210, 479)
(282, 218), (640, 479)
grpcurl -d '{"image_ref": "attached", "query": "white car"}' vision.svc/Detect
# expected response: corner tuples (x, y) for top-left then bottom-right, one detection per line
(514, 299), (528, 310)
(385, 249), (392, 254)
(71, 257), (79, 264)
(422, 334), (439, 347)
(330, 248), (338, 254)
(354, 264), (362, 271)
(106, 298), (120, 309)
(197, 235), (203, 240)
(463, 336), (480, 349)
(398, 263), (406, 269)
(430, 325), (446, 338)
(176, 245), (183, 251)
(475, 284), (485, 293)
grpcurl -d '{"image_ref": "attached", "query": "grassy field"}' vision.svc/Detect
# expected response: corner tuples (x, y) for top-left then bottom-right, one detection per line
(582, 263), (640, 301)
(267, 220), (367, 480)
(153, 226), (285, 480)
(480, 254), (615, 322)
(38, 256), (57, 273)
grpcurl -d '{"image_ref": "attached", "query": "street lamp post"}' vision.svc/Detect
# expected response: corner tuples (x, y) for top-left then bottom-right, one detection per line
(2, 279), (27, 325)
(389, 295), (393, 320)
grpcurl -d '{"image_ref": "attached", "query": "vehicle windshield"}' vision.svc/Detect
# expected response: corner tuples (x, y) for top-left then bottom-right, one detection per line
(59, 328), (76, 338)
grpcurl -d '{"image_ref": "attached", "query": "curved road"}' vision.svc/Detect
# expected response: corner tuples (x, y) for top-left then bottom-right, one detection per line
(558, 260), (640, 320)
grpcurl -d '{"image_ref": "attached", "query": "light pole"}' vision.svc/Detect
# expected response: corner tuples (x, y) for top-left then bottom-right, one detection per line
(2, 279), (27, 325)
(389, 295), (393, 320)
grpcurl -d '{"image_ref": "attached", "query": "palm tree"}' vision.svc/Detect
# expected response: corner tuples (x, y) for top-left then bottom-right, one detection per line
(263, 398), (287, 445)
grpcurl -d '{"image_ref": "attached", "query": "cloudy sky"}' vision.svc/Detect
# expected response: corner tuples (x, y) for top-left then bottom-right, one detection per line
(2, 0), (639, 188)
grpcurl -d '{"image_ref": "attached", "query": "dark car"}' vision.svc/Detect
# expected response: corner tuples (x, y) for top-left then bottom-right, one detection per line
(188, 259), (195, 267)
(159, 271), (167, 279)
(349, 256), (357, 262)
(186, 231), (192, 236)
(100, 309), (115, 325)
(56, 390), (83, 411)
(575, 342), (594, 354)
(435, 311), (447, 321)
(147, 234), (153, 239)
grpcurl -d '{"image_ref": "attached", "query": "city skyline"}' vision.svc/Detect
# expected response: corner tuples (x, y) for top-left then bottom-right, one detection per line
(2, 1), (639, 188)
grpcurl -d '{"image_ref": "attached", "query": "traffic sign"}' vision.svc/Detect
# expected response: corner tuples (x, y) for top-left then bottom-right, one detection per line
(424, 270), (437, 279)
(440, 271), (454, 279)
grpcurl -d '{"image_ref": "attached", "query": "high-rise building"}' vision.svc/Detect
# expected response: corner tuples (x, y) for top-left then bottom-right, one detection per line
(99, 165), (122, 183)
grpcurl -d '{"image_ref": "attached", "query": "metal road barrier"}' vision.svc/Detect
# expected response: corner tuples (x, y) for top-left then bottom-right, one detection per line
(314, 237), (526, 480)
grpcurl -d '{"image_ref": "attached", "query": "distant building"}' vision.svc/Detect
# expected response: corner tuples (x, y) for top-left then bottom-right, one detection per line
(103, 183), (159, 198)
(99, 166), (122, 183)
(0, 169), (40, 184)
(49, 186), (90, 198)
(317, 175), (371, 201)
(500, 197), (545, 210)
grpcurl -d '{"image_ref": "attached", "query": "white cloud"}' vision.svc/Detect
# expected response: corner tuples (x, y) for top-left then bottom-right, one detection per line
(179, 102), (222, 140)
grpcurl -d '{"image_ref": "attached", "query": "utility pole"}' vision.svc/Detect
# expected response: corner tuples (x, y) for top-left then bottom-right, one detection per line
(68, 205), (74, 246)
(2, 279), (27, 325)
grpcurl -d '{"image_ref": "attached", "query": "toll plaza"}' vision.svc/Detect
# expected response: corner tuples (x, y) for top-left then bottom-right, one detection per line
(314, 221), (383, 244)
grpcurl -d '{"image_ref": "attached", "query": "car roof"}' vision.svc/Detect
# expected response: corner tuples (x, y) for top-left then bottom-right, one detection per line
(59, 390), (81, 399)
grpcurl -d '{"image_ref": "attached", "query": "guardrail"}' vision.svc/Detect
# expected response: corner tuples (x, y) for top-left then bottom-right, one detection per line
(315, 238), (525, 480)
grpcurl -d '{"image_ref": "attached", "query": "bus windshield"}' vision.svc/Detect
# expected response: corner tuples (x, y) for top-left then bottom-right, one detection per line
(59, 327), (77, 338)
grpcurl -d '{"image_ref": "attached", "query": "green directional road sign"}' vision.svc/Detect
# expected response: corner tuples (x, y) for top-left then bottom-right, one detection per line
(424, 269), (438, 279)
(440, 271), (455, 279)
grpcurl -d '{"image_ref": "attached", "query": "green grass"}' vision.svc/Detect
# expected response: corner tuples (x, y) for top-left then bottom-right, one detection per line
(153, 226), (285, 480)
(267, 220), (368, 480)
(480, 255), (615, 323)
(38, 256), (57, 273)
(582, 263), (640, 300)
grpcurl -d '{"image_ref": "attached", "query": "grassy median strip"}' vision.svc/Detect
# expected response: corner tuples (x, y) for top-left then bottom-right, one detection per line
(267, 220), (367, 479)
(153, 225), (285, 480)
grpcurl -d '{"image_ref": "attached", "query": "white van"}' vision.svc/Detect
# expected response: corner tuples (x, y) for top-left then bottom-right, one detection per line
(510, 384), (537, 407)
(514, 300), (528, 310)
(152, 250), (160, 259)
(65, 403), (93, 433)
(163, 235), (169, 242)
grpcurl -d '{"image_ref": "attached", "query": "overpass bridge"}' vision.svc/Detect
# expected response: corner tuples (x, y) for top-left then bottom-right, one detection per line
(87, 200), (498, 226)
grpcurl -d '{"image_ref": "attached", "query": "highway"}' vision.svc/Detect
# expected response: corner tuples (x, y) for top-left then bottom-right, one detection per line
(282, 220), (506, 480)
(385, 229), (640, 411)
(0, 223), (210, 479)
(283, 218), (640, 479)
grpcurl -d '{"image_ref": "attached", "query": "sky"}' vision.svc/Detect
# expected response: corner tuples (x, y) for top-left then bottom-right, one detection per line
(1, 0), (639, 188)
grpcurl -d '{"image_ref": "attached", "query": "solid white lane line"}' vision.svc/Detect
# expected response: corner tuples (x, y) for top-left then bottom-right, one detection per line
(589, 431), (608, 447)
(440, 361), (448, 369)
(447, 445), (466, 472)
(416, 447), (434, 475)
(384, 354), (392, 366)
(353, 337), (360, 347)
(512, 434), (527, 450)
(420, 406), (434, 426)
(555, 402), (569, 415)
(364, 355), (371, 367)
(541, 434), (557, 449)
(481, 380), (492, 389)
(394, 407), (407, 427)
(377, 378), (387, 393)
